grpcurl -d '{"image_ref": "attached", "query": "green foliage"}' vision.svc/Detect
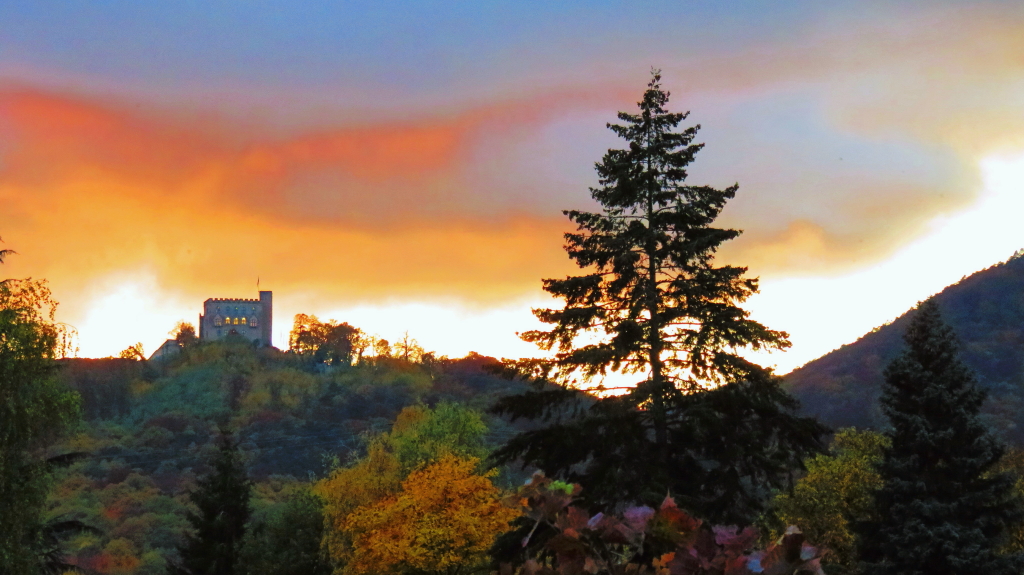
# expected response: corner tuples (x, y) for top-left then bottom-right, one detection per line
(491, 71), (825, 523)
(386, 402), (489, 474)
(857, 300), (1024, 575)
(520, 70), (788, 389)
(47, 465), (190, 574)
(497, 473), (825, 575)
(57, 359), (142, 420)
(763, 428), (888, 572)
(171, 432), (252, 575)
(0, 276), (80, 574)
(239, 487), (331, 575)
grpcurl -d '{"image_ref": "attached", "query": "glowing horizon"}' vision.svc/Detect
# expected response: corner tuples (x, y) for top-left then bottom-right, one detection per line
(58, 149), (1024, 371)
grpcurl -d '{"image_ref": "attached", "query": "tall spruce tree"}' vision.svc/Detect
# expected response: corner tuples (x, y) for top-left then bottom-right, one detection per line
(491, 71), (824, 524)
(171, 432), (252, 575)
(857, 299), (1023, 574)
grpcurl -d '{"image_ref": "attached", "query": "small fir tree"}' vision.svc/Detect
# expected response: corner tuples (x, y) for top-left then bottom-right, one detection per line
(491, 71), (824, 524)
(171, 432), (252, 575)
(858, 299), (1023, 574)
(238, 489), (331, 575)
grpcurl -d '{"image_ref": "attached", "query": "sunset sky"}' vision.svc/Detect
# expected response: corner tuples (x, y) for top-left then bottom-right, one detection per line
(3, 1), (1024, 372)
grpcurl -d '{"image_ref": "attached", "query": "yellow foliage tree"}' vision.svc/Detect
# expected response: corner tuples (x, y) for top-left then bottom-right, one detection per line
(316, 439), (403, 565)
(315, 404), (492, 570)
(764, 428), (888, 573)
(117, 342), (145, 360)
(342, 455), (517, 575)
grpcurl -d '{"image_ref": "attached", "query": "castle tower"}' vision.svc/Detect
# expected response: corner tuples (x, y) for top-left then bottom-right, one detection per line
(259, 290), (273, 348)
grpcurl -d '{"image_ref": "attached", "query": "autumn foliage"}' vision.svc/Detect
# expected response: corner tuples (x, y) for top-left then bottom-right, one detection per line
(500, 474), (824, 575)
(763, 428), (888, 570)
(340, 455), (517, 575)
(315, 404), (509, 574)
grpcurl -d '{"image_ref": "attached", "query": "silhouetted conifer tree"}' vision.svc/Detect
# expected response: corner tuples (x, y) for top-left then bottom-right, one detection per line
(171, 432), (251, 575)
(490, 71), (825, 524)
(858, 299), (1023, 574)
(238, 489), (331, 575)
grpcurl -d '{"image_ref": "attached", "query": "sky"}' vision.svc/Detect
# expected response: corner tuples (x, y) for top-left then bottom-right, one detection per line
(2, 0), (1024, 372)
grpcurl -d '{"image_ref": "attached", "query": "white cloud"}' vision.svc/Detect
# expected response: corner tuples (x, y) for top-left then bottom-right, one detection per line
(749, 150), (1024, 373)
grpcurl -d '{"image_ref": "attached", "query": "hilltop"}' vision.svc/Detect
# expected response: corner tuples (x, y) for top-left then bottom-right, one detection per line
(784, 251), (1024, 444)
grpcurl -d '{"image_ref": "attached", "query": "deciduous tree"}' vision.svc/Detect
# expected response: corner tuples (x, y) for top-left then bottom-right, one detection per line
(496, 473), (824, 575)
(342, 455), (517, 575)
(0, 271), (80, 574)
(289, 314), (362, 366)
(491, 71), (824, 523)
(173, 322), (199, 349)
(763, 428), (887, 573)
(316, 403), (490, 571)
(118, 342), (145, 361)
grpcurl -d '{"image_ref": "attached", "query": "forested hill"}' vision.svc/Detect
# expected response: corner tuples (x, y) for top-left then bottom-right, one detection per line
(56, 345), (527, 480)
(784, 251), (1024, 445)
(45, 341), (531, 574)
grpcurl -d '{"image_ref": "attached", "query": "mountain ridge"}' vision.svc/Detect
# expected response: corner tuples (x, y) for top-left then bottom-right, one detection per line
(784, 250), (1024, 445)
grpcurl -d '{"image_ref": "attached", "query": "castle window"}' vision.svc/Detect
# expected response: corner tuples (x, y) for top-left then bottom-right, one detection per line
(249, 317), (258, 328)
(233, 317), (240, 325)
(241, 317), (247, 325)
(214, 315), (223, 327)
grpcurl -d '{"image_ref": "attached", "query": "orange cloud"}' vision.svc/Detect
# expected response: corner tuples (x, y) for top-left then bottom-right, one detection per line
(0, 86), (596, 344)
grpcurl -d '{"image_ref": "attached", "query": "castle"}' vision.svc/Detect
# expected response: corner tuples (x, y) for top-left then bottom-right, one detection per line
(199, 291), (274, 347)
(148, 291), (274, 361)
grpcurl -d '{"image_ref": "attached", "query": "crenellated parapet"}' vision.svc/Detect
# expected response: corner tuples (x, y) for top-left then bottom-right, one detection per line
(205, 297), (261, 303)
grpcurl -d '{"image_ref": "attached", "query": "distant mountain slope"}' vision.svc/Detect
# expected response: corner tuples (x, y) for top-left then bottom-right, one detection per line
(784, 251), (1024, 445)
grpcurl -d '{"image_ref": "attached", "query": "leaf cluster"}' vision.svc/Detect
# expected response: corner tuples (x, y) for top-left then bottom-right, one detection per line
(342, 454), (518, 575)
(0, 276), (81, 574)
(289, 314), (364, 366)
(497, 473), (824, 575)
(762, 428), (888, 572)
(316, 403), (494, 572)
